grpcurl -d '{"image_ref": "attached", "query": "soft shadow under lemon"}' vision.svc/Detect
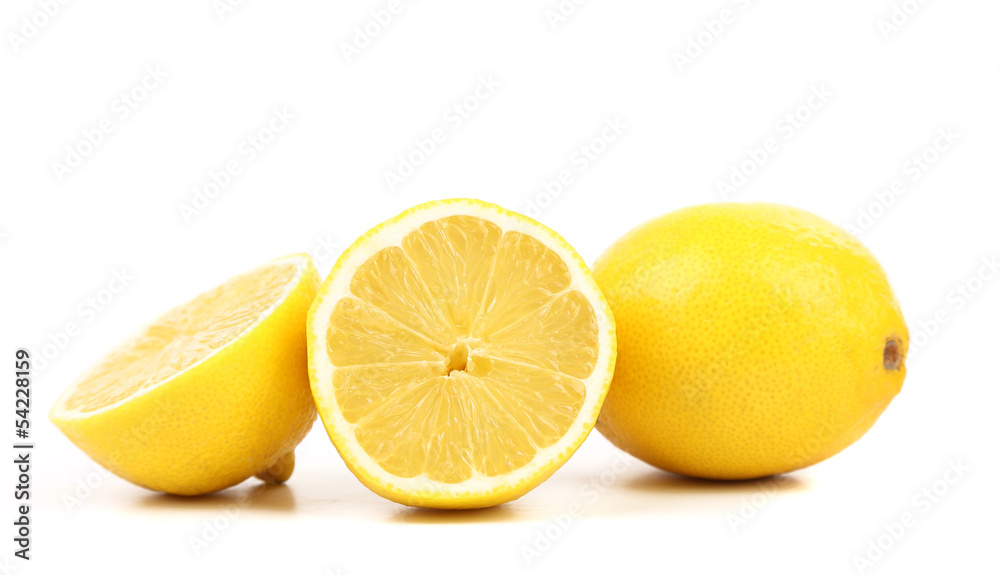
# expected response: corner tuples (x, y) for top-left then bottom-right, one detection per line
(392, 505), (526, 524)
(624, 469), (812, 496)
(137, 482), (296, 513)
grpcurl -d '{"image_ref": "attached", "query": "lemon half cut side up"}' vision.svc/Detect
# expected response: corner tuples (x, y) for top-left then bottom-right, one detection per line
(307, 199), (617, 509)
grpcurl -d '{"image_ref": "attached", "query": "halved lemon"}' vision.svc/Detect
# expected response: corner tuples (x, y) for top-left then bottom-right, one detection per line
(307, 199), (616, 508)
(50, 254), (319, 496)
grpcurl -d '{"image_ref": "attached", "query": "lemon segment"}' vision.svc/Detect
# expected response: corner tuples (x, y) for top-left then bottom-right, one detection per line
(308, 199), (616, 508)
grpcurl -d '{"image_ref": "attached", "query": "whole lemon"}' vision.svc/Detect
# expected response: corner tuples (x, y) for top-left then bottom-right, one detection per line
(593, 203), (908, 480)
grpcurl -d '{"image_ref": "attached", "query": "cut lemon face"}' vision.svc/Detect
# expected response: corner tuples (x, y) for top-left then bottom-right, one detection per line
(307, 199), (616, 508)
(50, 254), (319, 496)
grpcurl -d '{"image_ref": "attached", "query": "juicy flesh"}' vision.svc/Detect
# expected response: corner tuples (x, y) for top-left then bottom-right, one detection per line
(326, 215), (600, 483)
(59, 263), (296, 414)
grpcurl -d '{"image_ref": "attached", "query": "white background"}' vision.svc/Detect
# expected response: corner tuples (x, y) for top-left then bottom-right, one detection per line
(1, 1), (998, 573)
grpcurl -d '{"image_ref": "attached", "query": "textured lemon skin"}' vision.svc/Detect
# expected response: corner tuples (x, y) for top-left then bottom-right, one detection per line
(594, 203), (908, 480)
(50, 256), (320, 496)
(307, 199), (617, 509)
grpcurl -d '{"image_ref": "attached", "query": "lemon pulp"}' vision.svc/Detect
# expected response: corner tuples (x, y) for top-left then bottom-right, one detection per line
(59, 262), (298, 416)
(325, 215), (600, 483)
